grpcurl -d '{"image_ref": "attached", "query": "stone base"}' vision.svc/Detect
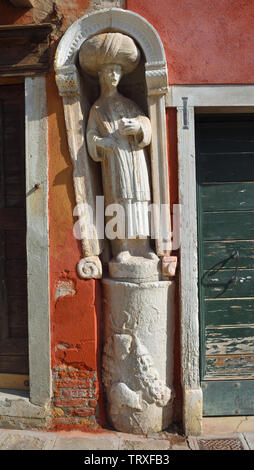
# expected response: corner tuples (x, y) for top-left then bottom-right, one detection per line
(183, 388), (203, 436)
(102, 278), (175, 434)
(108, 256), (160, 283)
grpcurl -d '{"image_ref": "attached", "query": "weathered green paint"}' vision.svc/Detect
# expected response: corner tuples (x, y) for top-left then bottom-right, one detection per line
(202, 380), (254, 416)
(196, 114), (254, 416)
(204, 298), (254, 327)
(206, 326), (254, 355)
(202, 211), (254, 240)
(206, 355), (254, 379)
(199, 154), (254, 183)
(202, 268), (254, 298)
(201, 183), (254, 212)
(203, 240), (254, 270)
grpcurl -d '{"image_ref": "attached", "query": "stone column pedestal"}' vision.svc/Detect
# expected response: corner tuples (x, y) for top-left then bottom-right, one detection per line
(102, 278), (175, 434)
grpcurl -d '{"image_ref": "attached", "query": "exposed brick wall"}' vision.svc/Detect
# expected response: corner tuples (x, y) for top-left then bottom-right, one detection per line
(52, 367), (100, 431)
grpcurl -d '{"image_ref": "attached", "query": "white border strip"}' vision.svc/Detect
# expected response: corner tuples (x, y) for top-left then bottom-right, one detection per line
(25, 76), (51, 408)
(166, 85), (254, 108)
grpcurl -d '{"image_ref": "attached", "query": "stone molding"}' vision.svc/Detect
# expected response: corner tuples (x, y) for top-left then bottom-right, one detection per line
(55, 8), (171, 277)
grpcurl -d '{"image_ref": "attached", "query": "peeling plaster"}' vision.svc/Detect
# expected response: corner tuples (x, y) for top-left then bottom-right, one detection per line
(55, 280), (76, 301)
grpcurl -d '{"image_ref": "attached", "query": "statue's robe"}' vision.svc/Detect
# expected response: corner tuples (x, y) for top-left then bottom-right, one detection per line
(86, 92), (152, 238)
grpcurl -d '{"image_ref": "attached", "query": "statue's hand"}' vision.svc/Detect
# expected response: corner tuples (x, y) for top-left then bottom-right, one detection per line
(119, 118), (141, 137)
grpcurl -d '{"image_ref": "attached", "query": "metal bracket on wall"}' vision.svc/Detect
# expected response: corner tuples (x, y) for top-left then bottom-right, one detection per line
(182, 96), (189, 129)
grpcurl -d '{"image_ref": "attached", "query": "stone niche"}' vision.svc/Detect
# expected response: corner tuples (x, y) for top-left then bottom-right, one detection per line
(55, 8), (176, 434)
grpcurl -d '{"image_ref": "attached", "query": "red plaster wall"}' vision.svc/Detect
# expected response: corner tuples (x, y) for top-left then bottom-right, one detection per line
(127, 0), (254, 85)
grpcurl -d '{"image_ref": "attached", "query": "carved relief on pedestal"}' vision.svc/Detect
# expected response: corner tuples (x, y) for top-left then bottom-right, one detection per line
(103, 332), (172, 417)
(102, 279), (174, 434)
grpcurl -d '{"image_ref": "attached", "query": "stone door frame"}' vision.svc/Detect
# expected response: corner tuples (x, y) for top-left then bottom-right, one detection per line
(0, 76), (51, 426)
(166, 84), (254, 435)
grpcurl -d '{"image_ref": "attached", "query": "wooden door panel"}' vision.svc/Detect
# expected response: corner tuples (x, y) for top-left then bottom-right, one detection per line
(196, 114), (254, 415)
(0, 84), (28, 387)
(199, 154), (254, 183)
(205, 326), (254, 355)
(200, 182), (254, 212)
(203, 241), (254, 270)
(202, 380), (254, 416)
(202, 211), (254, 240)
(204, 298), (254, 326)
(202, 268), (254, 298)
(206, 355), (254, 379)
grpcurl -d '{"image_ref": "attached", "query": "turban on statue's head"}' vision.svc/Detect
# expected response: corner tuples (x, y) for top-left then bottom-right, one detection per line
(79, 32), (141, 76)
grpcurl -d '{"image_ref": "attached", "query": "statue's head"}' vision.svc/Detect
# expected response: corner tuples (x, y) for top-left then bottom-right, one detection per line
(79, 32), (140, 78)
(98, 63), (122, 90)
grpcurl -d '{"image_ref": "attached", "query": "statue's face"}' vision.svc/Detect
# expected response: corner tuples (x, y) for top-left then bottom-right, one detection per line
(99, 64), (122, 89)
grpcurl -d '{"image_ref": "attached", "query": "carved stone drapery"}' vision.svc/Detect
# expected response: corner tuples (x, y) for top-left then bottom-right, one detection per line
(55, 8), (172, 278)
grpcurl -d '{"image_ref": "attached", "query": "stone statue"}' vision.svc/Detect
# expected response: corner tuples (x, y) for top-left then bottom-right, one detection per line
(79, 33), (158, 263)
(55, 12), (175, 435)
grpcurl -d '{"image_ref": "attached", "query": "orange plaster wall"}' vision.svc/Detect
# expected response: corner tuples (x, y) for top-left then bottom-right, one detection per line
(127, 0), (254, 85)
(46, 71), (102, 373)
(47, 71), (105, 428)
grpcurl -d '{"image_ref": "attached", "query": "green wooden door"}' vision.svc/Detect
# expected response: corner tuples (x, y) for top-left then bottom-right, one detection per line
(196, 114), (254, 416)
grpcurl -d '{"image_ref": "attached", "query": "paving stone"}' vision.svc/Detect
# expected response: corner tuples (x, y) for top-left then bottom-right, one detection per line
(0, 433), (46, 450)
(119, 437), (170, 450)
(53, 434), (120, 450)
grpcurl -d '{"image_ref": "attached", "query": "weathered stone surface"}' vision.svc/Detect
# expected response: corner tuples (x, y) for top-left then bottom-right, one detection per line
(0, 434), (46, 450)
(102, 279), (175, 434)
(53, 434), (119, 450)
(109, 257), (160, 282)
(119, 437), (170, 450)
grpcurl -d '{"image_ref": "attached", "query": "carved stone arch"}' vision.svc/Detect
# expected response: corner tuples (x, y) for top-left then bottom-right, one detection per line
(55, 8), (171, 279)
(55, 8), (168, 95)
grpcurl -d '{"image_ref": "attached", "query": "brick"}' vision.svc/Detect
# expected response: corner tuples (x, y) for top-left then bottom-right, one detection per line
(53, 407), (65, 417)
(52, 422), (98, 432)
(54, 399), (90, 407)
(89, 399), (97, 408)
(69, 371), (95, 380)
(62, 389), (90, 399)
(53, 418), (76, 425)
(55, 380), (91, 389)
(69, 408), (95, 417)
(58, 371), (67, 379)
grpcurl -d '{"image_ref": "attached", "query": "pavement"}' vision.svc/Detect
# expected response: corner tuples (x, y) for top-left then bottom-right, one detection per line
(0, 427), (254, 450)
